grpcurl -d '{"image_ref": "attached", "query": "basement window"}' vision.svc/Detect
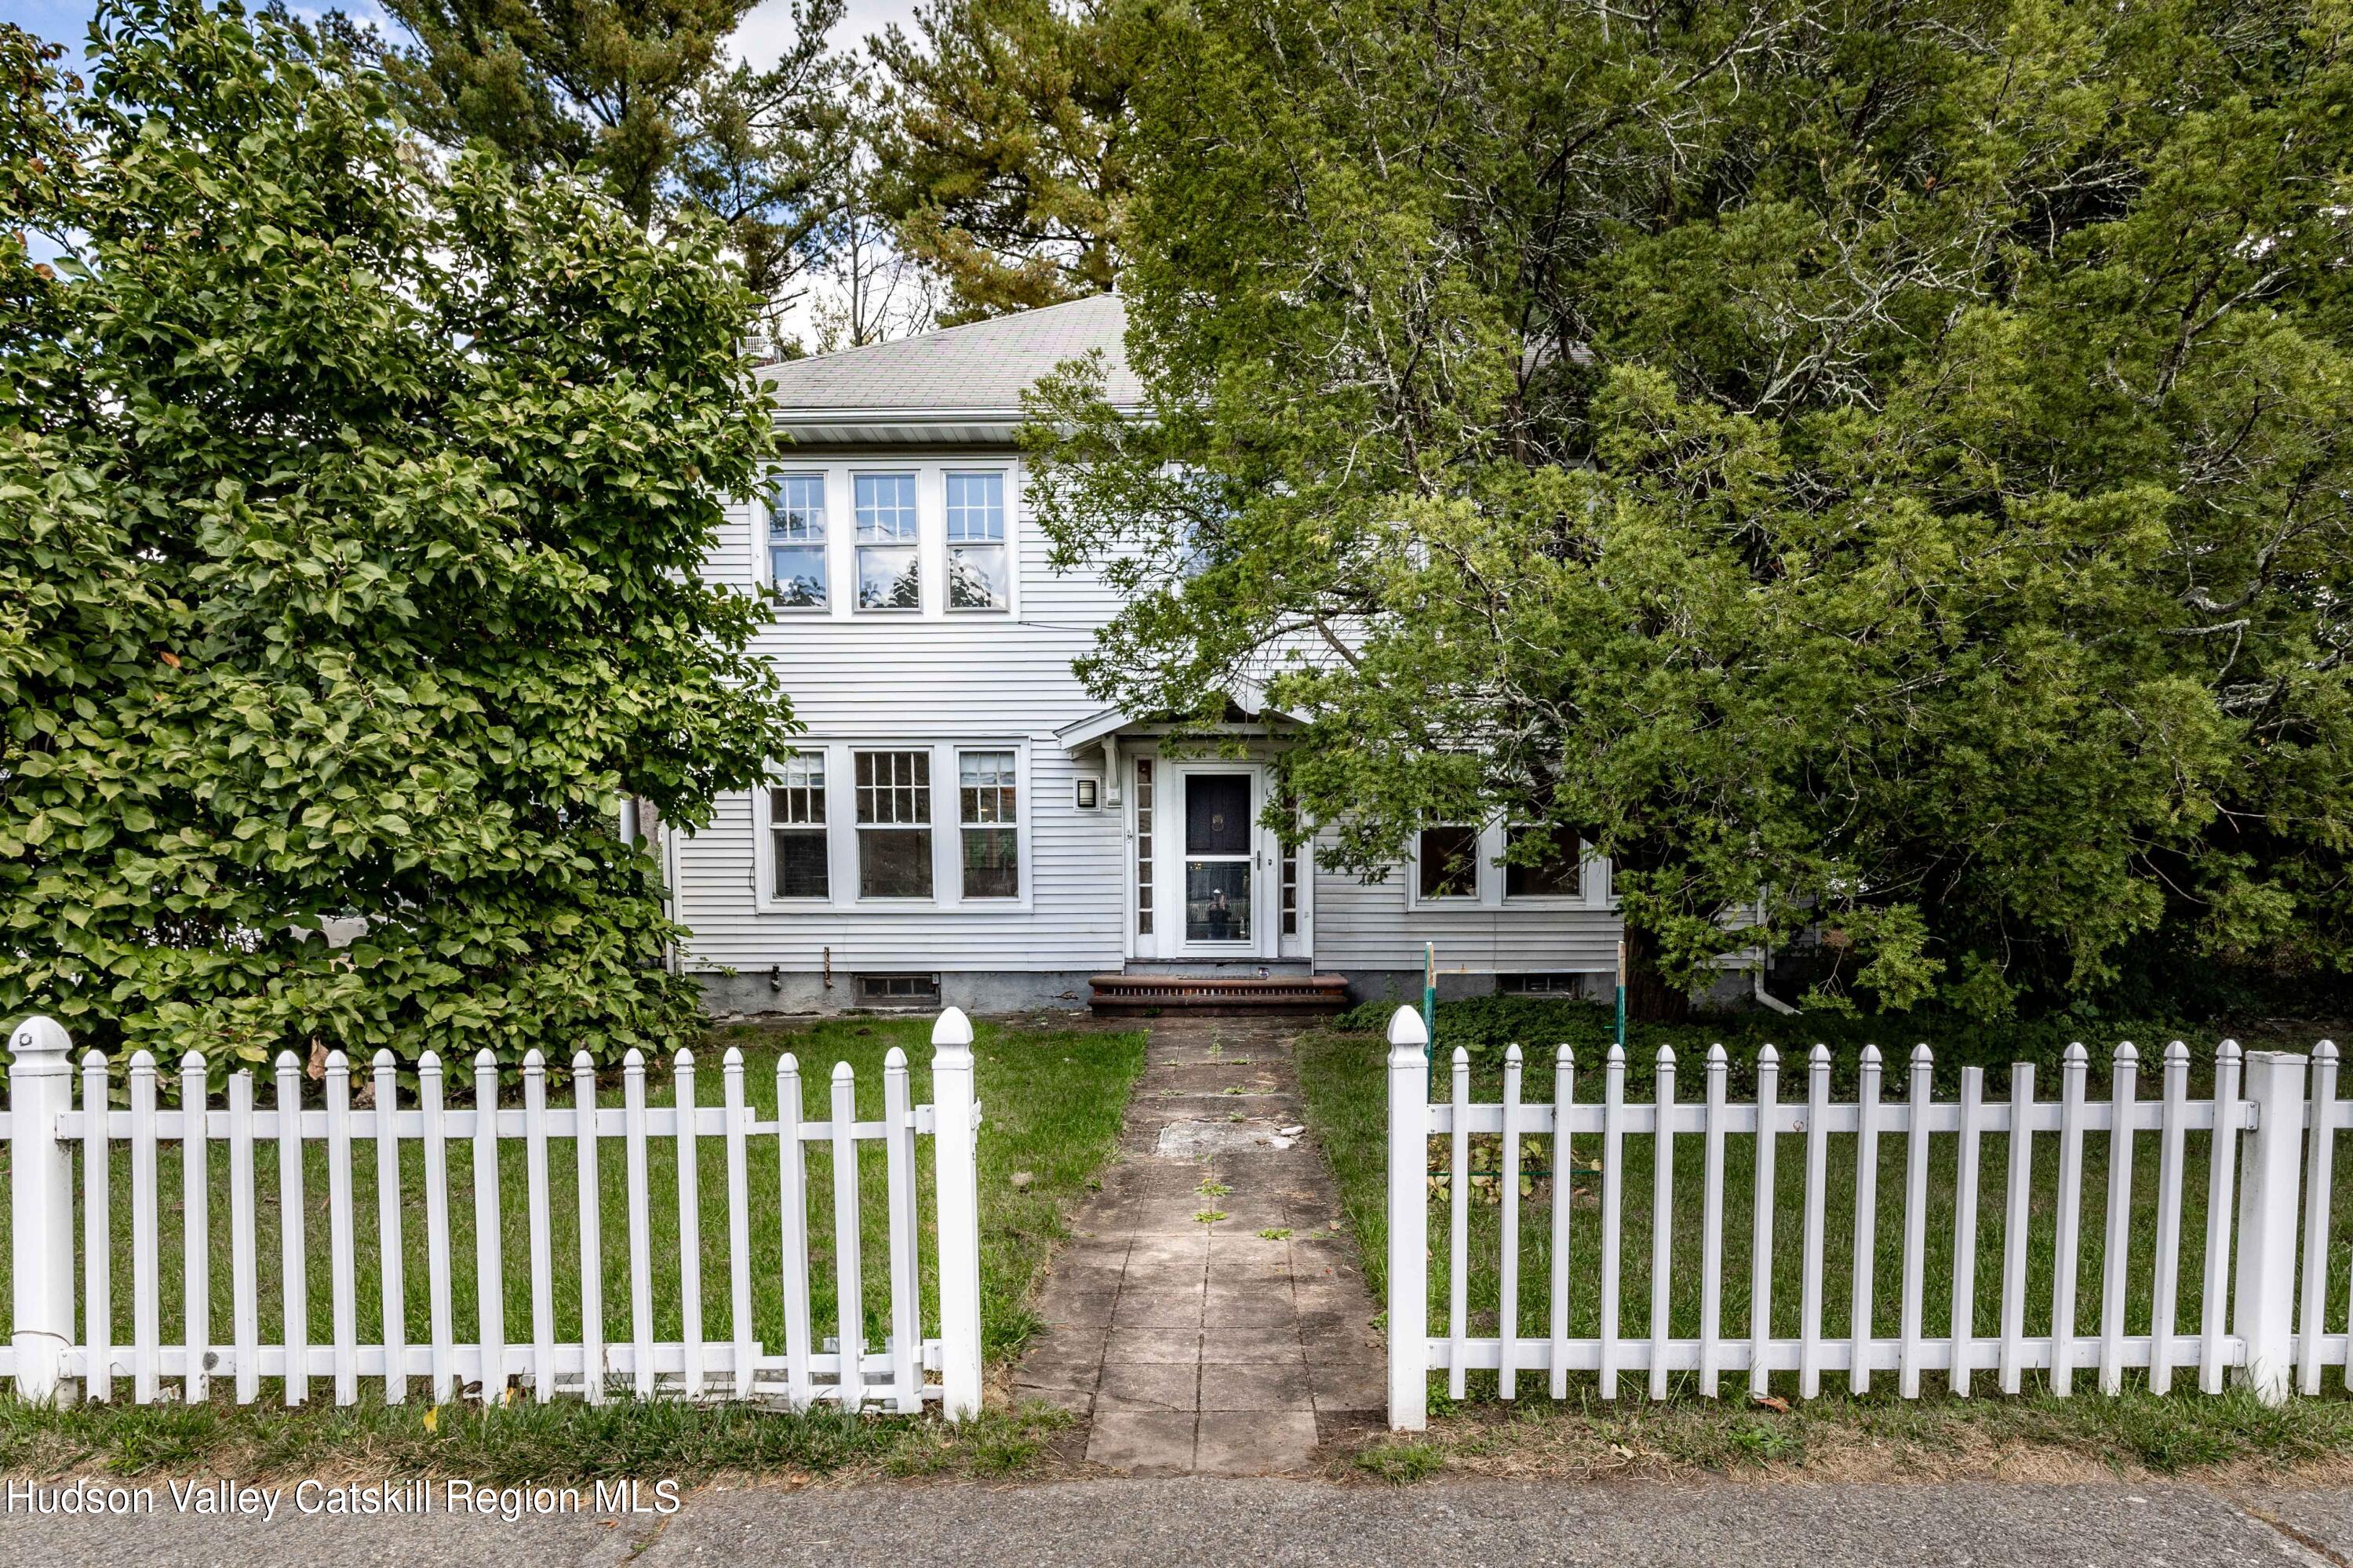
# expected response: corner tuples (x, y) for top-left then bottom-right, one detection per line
(1499, 972), (1586, 997)
(856, 973), (941, 1009)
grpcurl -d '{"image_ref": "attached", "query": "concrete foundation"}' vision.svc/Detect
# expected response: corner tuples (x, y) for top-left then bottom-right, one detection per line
(691, 967), (1096, 1018)
(1337, 970), (1615, 1006)
(695, 962), (1661, 1019)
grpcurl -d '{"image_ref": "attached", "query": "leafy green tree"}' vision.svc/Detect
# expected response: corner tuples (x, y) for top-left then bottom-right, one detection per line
(1027, 0), (2353, 1019)
(0, 2), (796, 1070)
(375, 0), (854, 350)
(865, 0), (1157, 319)
(377, 0), (753, 224)
(671, 5), (861, 350)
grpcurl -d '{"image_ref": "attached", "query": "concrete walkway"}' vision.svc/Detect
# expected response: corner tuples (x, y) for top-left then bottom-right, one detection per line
(1011, 1017), (1386, 1475)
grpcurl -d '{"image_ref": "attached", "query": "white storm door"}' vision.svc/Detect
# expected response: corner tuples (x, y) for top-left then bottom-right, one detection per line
(1172, 766), (1267, 958)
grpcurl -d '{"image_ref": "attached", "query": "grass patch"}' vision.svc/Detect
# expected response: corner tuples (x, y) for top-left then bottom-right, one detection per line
(1347, 1385), (2353, 1483)
(0, 1015), (1146, 1397)
(1295, 1022), (2353, 1478)
(0, 1391), (1075, 1484)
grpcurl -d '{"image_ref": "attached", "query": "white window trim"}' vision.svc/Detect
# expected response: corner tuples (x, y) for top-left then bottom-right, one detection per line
(953, 744), (1026, 901)
(1496, 821), (1614, 910)
(741, 459), (1024, 624)
(759, 751), (832, 904)
(942, 467), (1014, 616)
(752, 739), (1034, 914)
(1395, 820), (1616, 911)
(850, 469), (925, 615)
(1406, 823), (1483, 908)
(760, 471), (832, 614)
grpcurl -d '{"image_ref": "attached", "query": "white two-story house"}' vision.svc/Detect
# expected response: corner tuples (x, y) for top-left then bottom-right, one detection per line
(668, 295), (1627, 1015)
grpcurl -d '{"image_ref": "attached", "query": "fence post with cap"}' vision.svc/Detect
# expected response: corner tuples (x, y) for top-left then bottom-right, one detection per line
(931, 1006), (985, 1421)
(1386, 1005), (1430, 1430)
(10, 1016), (79, 1406)
(2234, 1050), (2308, 1405)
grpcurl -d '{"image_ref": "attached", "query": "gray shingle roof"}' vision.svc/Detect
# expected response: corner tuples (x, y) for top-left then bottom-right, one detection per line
(761, 293), (1140, 413)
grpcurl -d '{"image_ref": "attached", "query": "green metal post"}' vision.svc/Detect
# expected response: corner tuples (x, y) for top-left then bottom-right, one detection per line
(1615, 938), (1627, 1053)
(1421, 942), (1437, 1055)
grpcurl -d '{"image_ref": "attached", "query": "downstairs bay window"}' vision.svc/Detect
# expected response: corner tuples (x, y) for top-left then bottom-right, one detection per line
(855, 748), (933, 897)
(958, 749), (1018, 897)
(768, 754), (828, 898)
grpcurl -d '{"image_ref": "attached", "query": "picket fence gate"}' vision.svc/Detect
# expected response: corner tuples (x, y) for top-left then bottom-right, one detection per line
(2, 1009), (985, 1417)
(1382, 1006), (2348, 1430)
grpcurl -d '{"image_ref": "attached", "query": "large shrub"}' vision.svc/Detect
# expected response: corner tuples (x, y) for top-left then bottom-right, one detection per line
(0, 4), (796, 1075)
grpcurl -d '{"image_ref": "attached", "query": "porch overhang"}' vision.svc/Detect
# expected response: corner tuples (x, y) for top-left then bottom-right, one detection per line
(1053, 678), (1303, 756)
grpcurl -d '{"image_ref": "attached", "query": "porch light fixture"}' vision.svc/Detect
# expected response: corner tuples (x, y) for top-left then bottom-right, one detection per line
(1074, 777), (1100, 809)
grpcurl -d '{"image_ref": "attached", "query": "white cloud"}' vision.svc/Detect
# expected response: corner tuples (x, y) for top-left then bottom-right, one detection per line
(730, 0), (927, 70)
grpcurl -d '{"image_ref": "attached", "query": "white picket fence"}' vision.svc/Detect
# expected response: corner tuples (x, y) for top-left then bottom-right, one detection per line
(2, 1009), (985, 1416)
(1382, 1007), (2348, 1429)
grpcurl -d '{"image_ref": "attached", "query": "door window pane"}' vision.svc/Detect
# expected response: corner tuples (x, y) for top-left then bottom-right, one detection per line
(1184, 773), (1251, 855)
(1185, 860), (1252, 942)
(1135, 759), (1155, 935)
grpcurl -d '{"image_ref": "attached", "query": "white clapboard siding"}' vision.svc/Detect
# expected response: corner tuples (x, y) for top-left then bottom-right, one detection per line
(1310, 867), (1625, 976)
(686, 476), (1636, 984)
(0, 1013), (987, 1417)
(1379, 1007), (2341, 1431)
(672, 476), (1132, 979)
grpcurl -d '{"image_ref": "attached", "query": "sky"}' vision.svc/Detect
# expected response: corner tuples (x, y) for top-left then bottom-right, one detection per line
(15, 0), (927, 69)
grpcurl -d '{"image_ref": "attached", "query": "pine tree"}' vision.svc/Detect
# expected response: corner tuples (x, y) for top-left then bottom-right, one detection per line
(865, 0), (1158, 320)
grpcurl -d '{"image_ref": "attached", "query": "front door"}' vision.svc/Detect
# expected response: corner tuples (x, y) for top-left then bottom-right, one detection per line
(1179, 769), (1258, 955)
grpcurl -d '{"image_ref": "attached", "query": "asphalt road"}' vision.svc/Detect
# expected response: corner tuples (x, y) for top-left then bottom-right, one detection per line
(0, 1476), (2346, 1567)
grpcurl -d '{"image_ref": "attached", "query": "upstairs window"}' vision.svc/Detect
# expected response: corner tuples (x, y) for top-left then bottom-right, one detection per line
(1504, 823), (1583, 898)
(958, 750), (1019, 897)
(945, 471), (1009, 609)
(855, 749), (933, 897)
(768, 755), (828, 899)
(854, 474), (920, 609)
(1418, 824), (1479, 900)
(767, 474), (827, 608)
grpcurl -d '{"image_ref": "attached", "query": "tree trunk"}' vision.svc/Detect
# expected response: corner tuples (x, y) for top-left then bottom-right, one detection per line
(1622, 922), (1691, 1024)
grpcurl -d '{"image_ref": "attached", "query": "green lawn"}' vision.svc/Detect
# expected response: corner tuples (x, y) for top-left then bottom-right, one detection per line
(1295, 1025), (2353, 1423)
(0, 1013), (1146, 1457)
(0, 1389), (1075, 1484)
